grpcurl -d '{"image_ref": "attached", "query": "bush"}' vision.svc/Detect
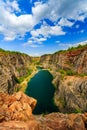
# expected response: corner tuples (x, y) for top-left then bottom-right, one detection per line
(66, 70), (76, 76)
(59, 69), (66, 75)
(18, 69), (33, 83)
(73, 108), (82, 113)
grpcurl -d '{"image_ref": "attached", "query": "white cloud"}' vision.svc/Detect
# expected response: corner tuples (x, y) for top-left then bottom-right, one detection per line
(58, 40), (87, 49)
(32, 2), (49, 21)
(6, 0), (21, 12)
(0, 0), (36, 41)
(0, 0), (87, 42)
(58, 18), (74, 27)
(23, 37), (45, 48)
(47, 0), (87, 21)
(23, 40), (40, 48)
(31, 37), (47, 44)
(31, 24), (65, 39)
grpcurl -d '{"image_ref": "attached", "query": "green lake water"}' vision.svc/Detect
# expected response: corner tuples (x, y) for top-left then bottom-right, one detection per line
(25, 70), (58, 114)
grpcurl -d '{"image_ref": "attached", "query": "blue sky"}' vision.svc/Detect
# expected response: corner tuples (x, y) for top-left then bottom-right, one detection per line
(0, 0), (87, 56)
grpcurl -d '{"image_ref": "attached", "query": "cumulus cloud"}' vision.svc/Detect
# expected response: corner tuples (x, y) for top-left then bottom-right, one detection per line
(47, 0), (87, 21)
(31, 23), (66, 39)
(23, 40), (38, 48)
(32, 2), (49, 21)
(23, 36), (45, 48)
(0, 0), (36, 41)
(5, 0), (21, 12)
(0, 0), (87, 42)
(58, 18), (74, 27)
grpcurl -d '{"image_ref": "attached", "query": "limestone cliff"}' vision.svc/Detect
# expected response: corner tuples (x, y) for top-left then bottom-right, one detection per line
(40, 45), (87, 74)
(1, 91), (87, 130)
(0, 44), (87, 113)
(40, 44), (87, 113)
(0, 51), (32, 94)
(54, 76), (87, 113)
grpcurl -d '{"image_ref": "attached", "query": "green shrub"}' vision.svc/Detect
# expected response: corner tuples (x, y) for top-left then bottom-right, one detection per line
(67, 43), (87, 51)
(73, 108), (82, 113)
(66, 70), (76, 76)
(18, 69), (33, 83)
(59, 69), (66, 75)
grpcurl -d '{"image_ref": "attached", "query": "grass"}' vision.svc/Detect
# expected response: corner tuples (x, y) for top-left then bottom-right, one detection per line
(54, 43), (87, 55)
(66, 70), (77, 76)
(67, 44), (87, 51)
(59, 69), (76, 76)
(0, 48), (28, 56)
(73, 108), (82, 113)
(58, 68), (87, 80)
(17, 69), (33, 83)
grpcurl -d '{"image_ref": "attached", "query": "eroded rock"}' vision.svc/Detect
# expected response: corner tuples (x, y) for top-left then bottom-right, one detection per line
(0, 91), (37, 121)
(36, 113), (87, 130)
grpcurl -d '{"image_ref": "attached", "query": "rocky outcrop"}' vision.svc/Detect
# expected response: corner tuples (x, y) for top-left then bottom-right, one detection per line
(54, 76), (87, 113)
(0, 121), (39, 130)
(1, 92), (87, 130)
(1, 112), (87, 130)
(36, 112), (87, 130)
(40, 46), (87, 74)
(0, 91), (37, 121)
(0, 52), (32, 94)
(39, 45), (87, 113)
(0, 91), (39, 130)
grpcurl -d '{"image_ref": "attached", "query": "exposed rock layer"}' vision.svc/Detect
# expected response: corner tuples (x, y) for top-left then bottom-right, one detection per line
(0, 92), (87, 130)
(40, 46), (87, 113)
(0, 46), (87, 113)
(40, 47), (87, 74)
(36, 112), (87, 130)
(54, 76), (87, 113)
(0, 52), (32, 94)
(0, 91), (37, 121)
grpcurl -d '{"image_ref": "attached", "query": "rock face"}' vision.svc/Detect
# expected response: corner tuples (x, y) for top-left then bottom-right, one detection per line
(40, 46), (87, 113)
(0, 92), (87, 130)
(40, 46), (87, 74)
(36, 112), (87, 130)
(0, 45), (87, 113)
(0, 91), (37, 121)
(1, 112), (87, 130)
(0, 52), (32, 94)
(0, 121), (39, 130)
(0, 91), (39, 130)
(54, 76), (87, 113)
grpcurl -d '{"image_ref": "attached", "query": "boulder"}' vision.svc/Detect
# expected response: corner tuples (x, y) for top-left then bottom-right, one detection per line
(0, 121), (39, 130)
(0, 91), (37, 121)
(36, 113), (87, 130)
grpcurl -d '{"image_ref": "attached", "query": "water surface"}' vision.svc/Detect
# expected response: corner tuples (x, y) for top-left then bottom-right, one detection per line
(25, 70), (58, 114)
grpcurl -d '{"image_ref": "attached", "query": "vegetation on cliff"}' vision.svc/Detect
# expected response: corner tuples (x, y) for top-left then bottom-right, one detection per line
(0, 43), (87, 114)
(0, 48), (28, 56)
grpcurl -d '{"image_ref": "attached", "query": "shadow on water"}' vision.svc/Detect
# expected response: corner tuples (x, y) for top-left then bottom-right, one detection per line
(25, 70), (58, 114)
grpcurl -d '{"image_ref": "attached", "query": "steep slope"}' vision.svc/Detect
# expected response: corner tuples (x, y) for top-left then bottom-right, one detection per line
(1, 92), (87, 130)
(0, 44), (87, 113)
(40, 45), (87, 74)
(0, 50), (32, 94)
(54, 76), (87, 113)
(40, 44), (87, 112)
